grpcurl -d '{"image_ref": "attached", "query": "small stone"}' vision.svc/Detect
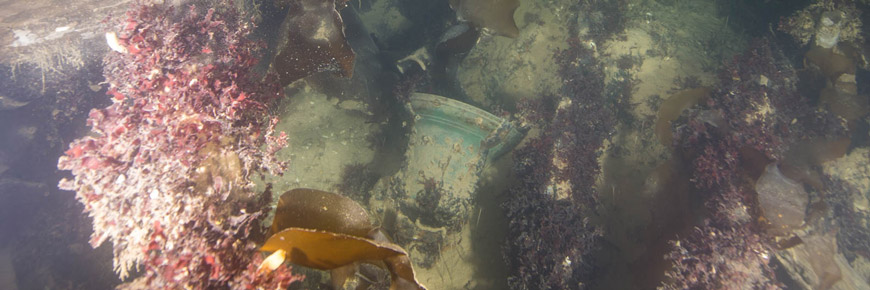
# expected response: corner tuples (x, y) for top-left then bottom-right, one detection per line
(758, 75), (769, 87)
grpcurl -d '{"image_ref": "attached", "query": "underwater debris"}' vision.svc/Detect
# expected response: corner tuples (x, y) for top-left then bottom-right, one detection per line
(264, 188), (427, 290)
(448, 0), (519, 38)
(396, 47), (431, 73)
(57, 2), (297, 288)
(271, 0), (356, 87)
(393, 92), (525, 232)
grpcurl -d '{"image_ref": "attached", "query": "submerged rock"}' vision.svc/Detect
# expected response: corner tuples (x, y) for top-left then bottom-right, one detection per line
(756, 163), (809, 235)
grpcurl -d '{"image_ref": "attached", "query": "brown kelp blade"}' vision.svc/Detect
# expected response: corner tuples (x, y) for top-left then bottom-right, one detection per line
(266, 189), (426, 289)
(805, 46), (855, 82)
(369, 228), (426, 290)
(450, 0), (520, 38)
(261, 227), (406, 270)
(272, 0), (356, 87)
(385, 254), (426, 290)
(271, 188), (373, 237)
(261, 227), (428, 290)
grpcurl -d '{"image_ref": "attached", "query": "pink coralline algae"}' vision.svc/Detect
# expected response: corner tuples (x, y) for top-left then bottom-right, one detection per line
(57, 2), (298, 288)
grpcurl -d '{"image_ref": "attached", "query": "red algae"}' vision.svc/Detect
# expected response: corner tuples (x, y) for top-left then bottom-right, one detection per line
(501, 4), (621, 286)
(57, 2), (298, 288)
(659, 36), (854, 289)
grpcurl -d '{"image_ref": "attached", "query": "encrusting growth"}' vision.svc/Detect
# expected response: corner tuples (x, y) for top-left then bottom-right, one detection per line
(57, 2), (298, 288)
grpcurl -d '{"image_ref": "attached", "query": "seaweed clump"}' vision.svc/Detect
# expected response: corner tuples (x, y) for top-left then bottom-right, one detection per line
(334, 162), (380, 203)
(661, 38), (849, 289)
(583, 0), (629, 43)
(502, 15), (616, 289)
(56, 2), (299, 288)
